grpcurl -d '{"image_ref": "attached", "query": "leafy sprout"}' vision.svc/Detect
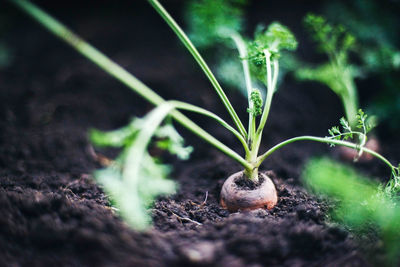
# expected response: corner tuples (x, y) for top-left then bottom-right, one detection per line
(247, 23), (297, 86)
(90, 103), (192, 230)
(326, 110), (375, 160)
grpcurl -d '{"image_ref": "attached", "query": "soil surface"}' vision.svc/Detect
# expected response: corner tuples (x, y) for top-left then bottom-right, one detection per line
(1, 1), (399, 266)
(235, 173), (265, 190)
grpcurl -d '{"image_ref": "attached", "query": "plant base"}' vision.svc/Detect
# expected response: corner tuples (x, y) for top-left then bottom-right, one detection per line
(220, 171), (278, 212)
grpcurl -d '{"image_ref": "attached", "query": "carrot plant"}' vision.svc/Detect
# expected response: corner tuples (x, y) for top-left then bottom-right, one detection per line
(10, 0), (400, 230)
(295, 14), (361, 128)
(322, 0), (400, 131)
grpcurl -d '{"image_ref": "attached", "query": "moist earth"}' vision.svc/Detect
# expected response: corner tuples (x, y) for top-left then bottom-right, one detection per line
(0, 1), (398, 266)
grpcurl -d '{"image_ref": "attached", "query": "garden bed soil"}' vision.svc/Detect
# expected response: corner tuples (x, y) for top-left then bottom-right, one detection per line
(1, 1), (398, 266)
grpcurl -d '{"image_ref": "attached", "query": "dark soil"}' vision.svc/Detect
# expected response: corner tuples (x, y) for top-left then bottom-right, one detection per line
(1, 1), (398, 266)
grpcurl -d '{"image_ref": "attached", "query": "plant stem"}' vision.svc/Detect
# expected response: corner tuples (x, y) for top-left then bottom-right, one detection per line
(168, 100), (250, 157)
(257, 50), (274, 136)
(244, 166), (259, 181)
(230, 32), (254, 143)
(11, 0), (252, 170)
(147, 0), (248, 139)
(331, 50), (359, 128)
(256, 135), (395, 172)
(342, 72), (359, 128)
(251, 51), (275, 158)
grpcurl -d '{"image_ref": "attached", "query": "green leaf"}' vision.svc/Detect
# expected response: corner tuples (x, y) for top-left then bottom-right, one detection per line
(95, 154), (176, 231)
(339, 117), (352, 134)
(304, 13), (355, 55)
(89, 118), (144, 148)
(247, 22), (297, 85)
(248, 22), (297, 62)
(295, 63), (346, 96)
(155, 123), (193, 160)
(185, 0), (247, 48)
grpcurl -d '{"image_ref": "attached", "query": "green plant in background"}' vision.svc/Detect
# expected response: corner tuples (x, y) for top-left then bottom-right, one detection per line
(185, 0), (246, 49)
(185, 0), (298, 98)
(185, 0), (249, 95)
(295, 14), (361, 128)
(303, 157), (400, 265)
(323, 0), (400, 72)
(322, 0), (400, 130)
(10, 0), (400, 230)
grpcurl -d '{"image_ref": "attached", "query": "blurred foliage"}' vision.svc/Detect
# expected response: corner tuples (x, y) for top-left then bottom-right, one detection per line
(323, 0), (400, 71)
(185, 0), (246, 49)
(185, 0), (248, 95)
(90, 106), (192, 230)
(303, 157), (400, 265)
(185, 0), (296, 96)
(293, 14), (360, 127)
(322, 0), (400, 130)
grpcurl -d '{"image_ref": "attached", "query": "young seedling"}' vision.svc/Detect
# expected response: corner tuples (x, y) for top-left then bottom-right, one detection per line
(11, 0), (400, 230)
(295, 13), (380, 161)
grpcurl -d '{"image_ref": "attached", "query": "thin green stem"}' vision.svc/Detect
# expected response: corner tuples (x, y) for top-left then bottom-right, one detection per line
(230, 33), (254, 142)
(271, 60), (279, 91)
(147, 0), (247, 139)
(331, 50), (359, 128)
(168, 100), (250, 157)
(171, 110), (251, 169)
(256, 50), (274, 137)
(250, 50), (275, 158)
(230, 33), (252, 105)
(341, 69), (359, 128)
(256, 135), (395, 171)
(11, 0), (252, 170)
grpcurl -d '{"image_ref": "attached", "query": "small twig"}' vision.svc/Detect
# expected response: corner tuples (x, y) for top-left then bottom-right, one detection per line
(172, 212), (202, 226)
(201, 191), (209, 206)
(87, 144), (114, 166)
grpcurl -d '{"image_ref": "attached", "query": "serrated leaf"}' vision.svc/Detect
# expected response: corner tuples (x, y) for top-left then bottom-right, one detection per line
(89, 118), (144, 148)
(155, 124), (193, 160)
(247, 22), (297, 86)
